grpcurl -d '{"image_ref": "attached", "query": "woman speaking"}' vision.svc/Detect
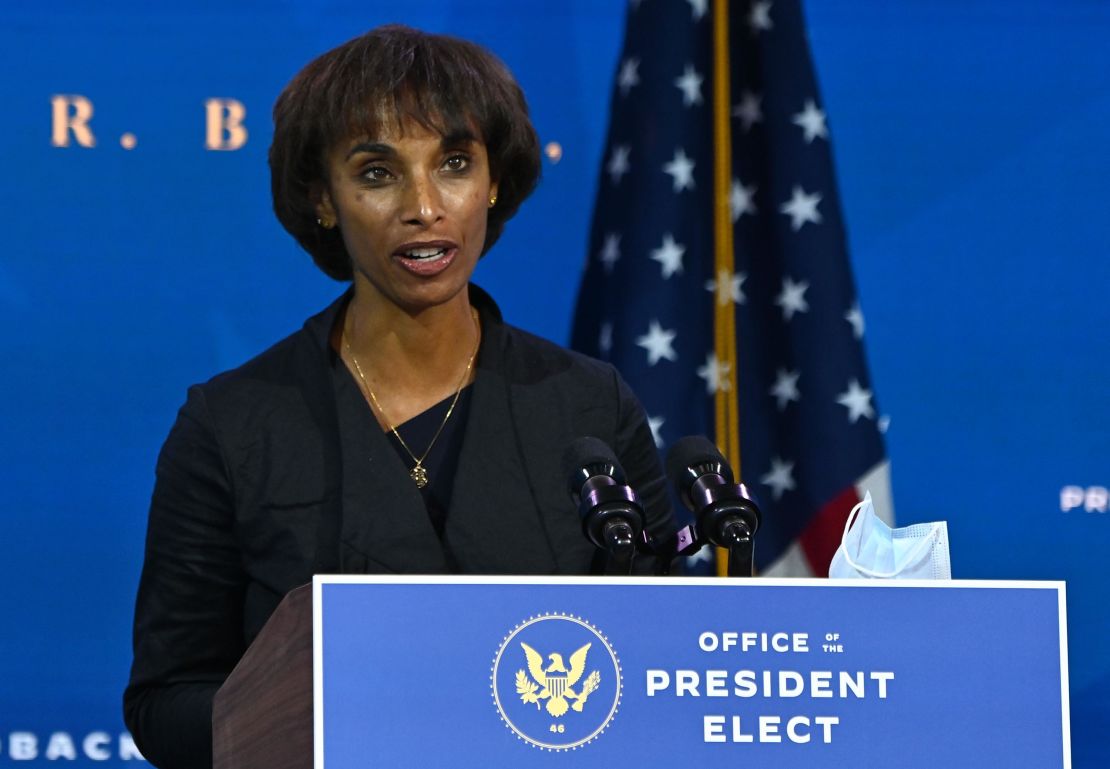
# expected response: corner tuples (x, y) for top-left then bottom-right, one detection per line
(124, 24), (674, 769)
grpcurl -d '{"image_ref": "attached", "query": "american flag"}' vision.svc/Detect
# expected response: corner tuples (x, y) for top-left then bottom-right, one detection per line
(571, 0), (891, 576)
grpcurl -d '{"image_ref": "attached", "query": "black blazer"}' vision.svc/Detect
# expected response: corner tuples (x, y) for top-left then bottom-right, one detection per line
(124, 287), (673, 769)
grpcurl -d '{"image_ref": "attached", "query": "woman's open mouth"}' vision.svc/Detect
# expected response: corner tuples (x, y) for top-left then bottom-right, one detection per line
(394, 242), (458, 276)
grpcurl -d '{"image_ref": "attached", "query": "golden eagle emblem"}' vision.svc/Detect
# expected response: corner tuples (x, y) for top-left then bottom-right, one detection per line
(515, 642), (601, 717)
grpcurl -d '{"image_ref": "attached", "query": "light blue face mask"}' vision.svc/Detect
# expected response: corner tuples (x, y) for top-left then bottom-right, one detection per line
(828, 491), (952, 579)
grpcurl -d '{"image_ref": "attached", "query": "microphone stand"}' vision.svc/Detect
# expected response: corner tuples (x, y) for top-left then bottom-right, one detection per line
(576, 474), (645, 576)
(719, 518), (755, 578)
(663, 437), (763, 578)
(647, 521), (755, 576)
(651, 485), (761, 576)
(600, 520), (637, 575)
(649, 524), (704, 576)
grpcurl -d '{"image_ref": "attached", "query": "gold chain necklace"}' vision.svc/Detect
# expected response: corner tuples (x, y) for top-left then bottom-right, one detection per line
(344, 306), (480, 488)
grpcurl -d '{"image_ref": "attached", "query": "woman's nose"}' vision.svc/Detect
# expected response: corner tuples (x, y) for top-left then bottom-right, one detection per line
(401, 173), (444, 226)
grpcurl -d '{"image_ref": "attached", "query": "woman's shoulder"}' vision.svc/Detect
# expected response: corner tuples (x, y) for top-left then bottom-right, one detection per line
(487, 322), (648, 420)
(189, 296), (342, 413)
(470, 283), (621, 389)
(493, 321), (622, 384)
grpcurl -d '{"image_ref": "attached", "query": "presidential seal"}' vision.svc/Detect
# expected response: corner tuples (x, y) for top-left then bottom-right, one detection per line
(491, 613), (622, 751)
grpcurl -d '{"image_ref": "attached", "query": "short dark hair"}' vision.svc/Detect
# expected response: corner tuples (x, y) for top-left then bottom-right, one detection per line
(269, 25), (542, 281)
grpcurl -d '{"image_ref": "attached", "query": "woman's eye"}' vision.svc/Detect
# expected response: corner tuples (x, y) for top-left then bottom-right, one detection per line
(444, 155), (470, 172)
(363, 165), (392, 182)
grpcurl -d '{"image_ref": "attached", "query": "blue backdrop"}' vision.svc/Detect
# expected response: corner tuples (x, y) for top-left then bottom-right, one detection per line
(0, 0), (1106, 765)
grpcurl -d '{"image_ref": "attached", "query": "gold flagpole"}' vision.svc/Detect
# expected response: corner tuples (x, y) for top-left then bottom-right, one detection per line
(712, 0), (741, 576)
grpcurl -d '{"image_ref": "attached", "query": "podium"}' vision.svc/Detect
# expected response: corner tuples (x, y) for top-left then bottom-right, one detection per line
(213, 584), (314, 769)
(213, 576), (1070, 769)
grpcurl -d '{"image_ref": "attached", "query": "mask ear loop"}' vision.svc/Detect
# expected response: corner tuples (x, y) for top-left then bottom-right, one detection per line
(839, 498), (942, 579)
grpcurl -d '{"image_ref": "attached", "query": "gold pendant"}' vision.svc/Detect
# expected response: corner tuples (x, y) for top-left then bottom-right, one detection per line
(410, 464), (428, 488)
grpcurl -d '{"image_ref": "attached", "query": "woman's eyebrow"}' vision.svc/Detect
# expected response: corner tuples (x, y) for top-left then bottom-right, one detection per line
(345, 142), (394, 160)
(440, 129), (478, 148)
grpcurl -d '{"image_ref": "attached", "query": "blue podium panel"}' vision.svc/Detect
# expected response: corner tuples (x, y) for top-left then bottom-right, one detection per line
(312, 577), (1069, 768)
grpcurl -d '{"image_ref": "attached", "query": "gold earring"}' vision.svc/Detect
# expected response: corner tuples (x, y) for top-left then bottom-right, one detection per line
(317, 217), (334, 230)
(488, 194), (497, 208)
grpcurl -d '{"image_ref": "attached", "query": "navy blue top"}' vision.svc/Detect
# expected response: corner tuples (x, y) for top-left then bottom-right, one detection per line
(334, 362), (472, 541)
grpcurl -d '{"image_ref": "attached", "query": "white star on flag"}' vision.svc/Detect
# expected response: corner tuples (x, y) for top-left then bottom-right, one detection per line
(836, 379), (875, 423)
(792, 99), (828, 143)
(685, 0), (707, 20)
(617, 57), (640, 96)
(731, 179), (757, 221)
(650, 233), (685, 279)
(776, 277), (810, 320)
(760, 456), (796, 501)
(674, 64), (704, 107)
(607, 144), (631, 185)
(647, 415), (665, 448)
(732, 90), (763, 131)
(685, 547), (713, 566)
(780, 185), (823, 231)
(598, 233), (620, 273)
(635, 320), (678, 365)
(705, 269), (746, 306)
(663, 148), (696, 192)
(845, 302), (864, 339)
(598, 321), (613, 354)
(696, 351), (732, 394)
(749, 1), (774, 33)
(770, 369), (801, 410)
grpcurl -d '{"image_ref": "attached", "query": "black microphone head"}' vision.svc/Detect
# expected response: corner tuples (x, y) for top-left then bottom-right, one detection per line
(562, 437), (626, 500)
(665, 435), (735, 494)
(563, 437), (644, 552)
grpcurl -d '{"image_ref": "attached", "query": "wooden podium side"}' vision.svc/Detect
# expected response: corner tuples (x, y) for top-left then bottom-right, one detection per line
(212, 585), (313, 769)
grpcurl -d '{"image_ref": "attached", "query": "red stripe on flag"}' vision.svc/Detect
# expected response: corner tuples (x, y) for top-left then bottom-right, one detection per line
(799, 487), (861, 577)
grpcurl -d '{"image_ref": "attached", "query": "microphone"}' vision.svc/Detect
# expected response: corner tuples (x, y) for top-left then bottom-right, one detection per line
(562, 437), (646, 572)
(666, 436), (762, 575)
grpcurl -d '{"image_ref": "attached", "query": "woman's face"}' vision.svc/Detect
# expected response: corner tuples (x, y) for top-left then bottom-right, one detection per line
(317, 117), (498, 315)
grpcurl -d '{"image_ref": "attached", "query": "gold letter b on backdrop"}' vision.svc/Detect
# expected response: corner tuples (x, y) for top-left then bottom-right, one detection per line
(205, 98), (248, 151)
